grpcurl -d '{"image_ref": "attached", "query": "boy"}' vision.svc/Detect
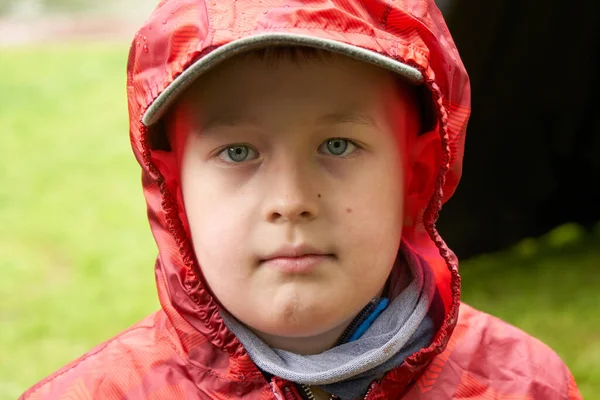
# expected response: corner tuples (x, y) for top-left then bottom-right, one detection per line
(22, 0), (582, 399)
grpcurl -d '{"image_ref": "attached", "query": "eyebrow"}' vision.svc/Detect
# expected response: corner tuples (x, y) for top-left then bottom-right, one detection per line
(200, 112), (260, 132)
(199, 110), (378, 132)
(317, 111), (379, 129)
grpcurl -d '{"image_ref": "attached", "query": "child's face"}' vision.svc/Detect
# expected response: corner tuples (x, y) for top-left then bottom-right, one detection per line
(173, 52), (419, 347)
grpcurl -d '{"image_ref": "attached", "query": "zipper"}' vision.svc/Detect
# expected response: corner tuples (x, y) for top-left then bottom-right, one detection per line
(300, 384), (317, 400)
(299, 384), (341, 400)
(299, 383), (373, 400)
(335, 298), (379, 346)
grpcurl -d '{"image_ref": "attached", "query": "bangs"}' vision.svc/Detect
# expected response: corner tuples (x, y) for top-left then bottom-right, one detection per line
(241, 45), (334, 64)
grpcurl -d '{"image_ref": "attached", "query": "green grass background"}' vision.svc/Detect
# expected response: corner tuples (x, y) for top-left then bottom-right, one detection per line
(1, 45), (598, 399)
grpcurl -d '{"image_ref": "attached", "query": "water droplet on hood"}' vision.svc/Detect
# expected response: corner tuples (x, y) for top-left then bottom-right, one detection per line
(263, 9), (268, 13)
(162, 19), (167, 24)
(143, 44), (149, 53)
(284, 4), (289, 7)
(143, 36), (147, 41)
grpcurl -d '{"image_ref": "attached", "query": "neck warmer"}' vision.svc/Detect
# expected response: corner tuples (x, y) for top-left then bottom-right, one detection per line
(220, 245), (435, 399)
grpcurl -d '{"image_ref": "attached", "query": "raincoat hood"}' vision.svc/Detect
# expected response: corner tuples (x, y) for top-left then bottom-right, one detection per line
(126, 0), (470, 392)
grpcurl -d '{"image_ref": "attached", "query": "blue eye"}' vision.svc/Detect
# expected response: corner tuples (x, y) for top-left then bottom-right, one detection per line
(319, 138), (357, 156)
(218, 145), (258, 163)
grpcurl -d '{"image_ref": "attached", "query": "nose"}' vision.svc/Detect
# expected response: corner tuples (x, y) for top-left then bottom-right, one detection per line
(262, 159), (319, 224)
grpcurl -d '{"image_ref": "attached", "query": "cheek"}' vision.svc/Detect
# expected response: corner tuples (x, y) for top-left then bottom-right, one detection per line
(333, 155), (404, 274)
(338, 157), (404, 233)
(181, 164), (254, 279)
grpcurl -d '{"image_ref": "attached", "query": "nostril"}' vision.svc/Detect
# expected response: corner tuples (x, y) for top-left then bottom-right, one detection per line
(300, 211), (312, 219)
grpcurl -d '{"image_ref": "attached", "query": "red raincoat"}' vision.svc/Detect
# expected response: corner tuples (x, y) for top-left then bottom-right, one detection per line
(21, 0), (582, 399)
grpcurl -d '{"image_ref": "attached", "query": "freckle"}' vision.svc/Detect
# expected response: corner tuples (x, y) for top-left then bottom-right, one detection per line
(346, 208), (352, 213)
(317, 194), (322, 198)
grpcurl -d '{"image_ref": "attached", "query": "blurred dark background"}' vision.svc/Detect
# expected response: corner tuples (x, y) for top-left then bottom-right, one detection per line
(435, 0), (600, 258)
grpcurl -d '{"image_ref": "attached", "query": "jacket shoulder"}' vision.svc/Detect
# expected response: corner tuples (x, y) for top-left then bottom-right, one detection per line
(404, 303), (581, 399)
(19, 311), (180, 400)
(447, 303), (581, 399)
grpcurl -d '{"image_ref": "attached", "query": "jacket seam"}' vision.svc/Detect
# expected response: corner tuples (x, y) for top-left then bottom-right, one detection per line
(158, 313), (265, 383)
(162, 335), (266, 384)
(158, 329), (239, 382)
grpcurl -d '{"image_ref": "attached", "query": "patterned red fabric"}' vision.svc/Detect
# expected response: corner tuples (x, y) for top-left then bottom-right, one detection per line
(21, 0), (582, 398)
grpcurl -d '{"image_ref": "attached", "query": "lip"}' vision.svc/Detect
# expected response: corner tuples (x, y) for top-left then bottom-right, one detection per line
(260, 244), (334, 274)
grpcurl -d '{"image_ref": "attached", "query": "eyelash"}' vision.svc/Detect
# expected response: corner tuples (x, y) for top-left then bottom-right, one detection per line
(215, 144), (259, 164)
(317, 138), (360, 158)
(215, 138), (362, 164)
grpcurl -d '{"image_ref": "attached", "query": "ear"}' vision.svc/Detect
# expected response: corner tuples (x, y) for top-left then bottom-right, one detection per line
(404, 131), (441, 228)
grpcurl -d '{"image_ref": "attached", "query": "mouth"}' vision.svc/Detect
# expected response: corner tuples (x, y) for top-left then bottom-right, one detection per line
(260, 244), (335, 274)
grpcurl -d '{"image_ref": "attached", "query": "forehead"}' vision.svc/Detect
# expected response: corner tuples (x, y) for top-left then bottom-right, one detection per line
(177, 50), (414, 126)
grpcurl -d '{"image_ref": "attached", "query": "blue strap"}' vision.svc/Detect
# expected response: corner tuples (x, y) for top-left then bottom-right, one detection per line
(348, 298), (389, 342)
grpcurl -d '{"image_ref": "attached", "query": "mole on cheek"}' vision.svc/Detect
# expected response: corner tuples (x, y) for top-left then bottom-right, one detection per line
(346, 208), (352, 213)
(318, 194), (322, 198)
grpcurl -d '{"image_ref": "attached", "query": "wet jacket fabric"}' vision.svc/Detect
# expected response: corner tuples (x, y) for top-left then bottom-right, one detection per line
(21, 0), (582, 399)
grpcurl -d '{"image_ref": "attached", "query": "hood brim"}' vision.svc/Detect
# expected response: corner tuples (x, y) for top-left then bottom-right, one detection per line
(142, 32), (424, 126)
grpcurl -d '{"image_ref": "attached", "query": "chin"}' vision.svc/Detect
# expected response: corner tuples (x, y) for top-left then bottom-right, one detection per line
(249, 301), (353, 339)
(250, 323), (343, 347)
(262, 319), (338, 338)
